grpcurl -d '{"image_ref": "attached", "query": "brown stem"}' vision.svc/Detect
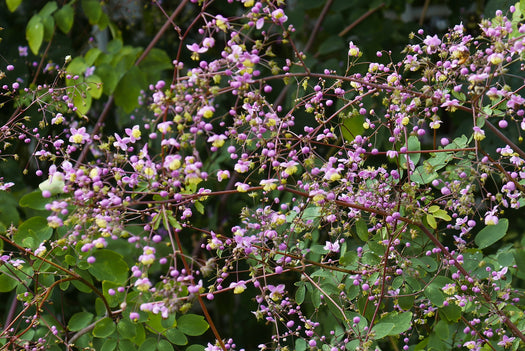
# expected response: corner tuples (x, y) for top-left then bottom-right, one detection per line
(76, 0), (190, 167)
(274, 0), (333, 107)
(280, 186), (525, 343)
(165, 212), (227, 351)
(419, 0), (431, 26)
(137, 0), (189, 66)
(305, 0), (333, 52)
(0, 235), (113, 317)
(484, 119), (525, 159)
(338, 3), (385, 37)
(31, 29), (55, 86)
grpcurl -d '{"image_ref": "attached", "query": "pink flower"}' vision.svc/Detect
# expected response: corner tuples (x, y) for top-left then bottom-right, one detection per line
(423, 35), (441, 54)
(186, 43), (208, 53)
(271, 9), (287, 24)
(69, 127), (90, 144)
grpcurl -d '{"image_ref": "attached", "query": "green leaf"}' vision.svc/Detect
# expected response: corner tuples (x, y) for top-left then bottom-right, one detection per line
(88, 249), (129, 284)
(95, 63), (119, 95)
(0, 272), (20, 292)
(82, 0), (102, 24)
(101, 338), (118, 351)
(434, 320), (449, 340)
(54, 3), (75, 34)
(97, 11), (110, 30)
(194, 201), (205, 215)
(67, 83), (92, 116)
(355, 219), (368, 241)
(114, 66), (147, 112)
(86, 74), (103, 99)
(146, 312), (168, 333)
(412, 164), (438, 184)
(39, 174), (65, 195)
(340, 251), (357, 266)
(19, 190), (50, 210)
(166, 328), (188, 345)
(102, 281), (123, 307)
(26, 14), (44, 55)
(426, 214), (437, 229)
(513, 249), (525, 280)
(42, 14), (55, 41)
(39, 1), (58, 17)
(157, 340), (174, 351)
(6, 0), (22, 12)
(118, 340), (137, 351)
(345, 340), (360, 350)
(14, 216), (53, 250)
(93, 317), (116, 338)
(72, 268), (95, 293)
(295, 338), (307, 351)
(371, 322), (394, 339)
(424, 284), (444, 306)
(402, 135), (421, 168)
(433, 209), (451, 221)
(475, 218), (509, 249)
(377, 311), (412, 335)
(139, 338), (157, 351)
(0, 263), (34, 292)
(439, 304), (461, 322)
(185, 345), (205, 351)
(67, 57), (88, 76)
(341, 114), (365, 143)
(176, 314), (209, 336)
(317, 36), (345, 55)
(118, 319), (137, 340)
(68, 312), (94, 332)
(398, 293), (415, 310)
(85, 48), (103, 66)
(138, 48), (173, 76)
(161, 313), (177, 329)
(295, 284), (305, 304)
(310, 244), (328, 254)
(413, 256), (438, 272)
(0, 193), (19, 226)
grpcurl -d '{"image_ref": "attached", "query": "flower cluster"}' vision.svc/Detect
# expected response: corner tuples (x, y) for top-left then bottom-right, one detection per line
(1, 1), (525, 351)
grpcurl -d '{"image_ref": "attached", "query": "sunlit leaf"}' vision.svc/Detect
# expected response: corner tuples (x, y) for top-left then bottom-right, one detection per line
(26, 14), (44, 55)
(39, 1), (58, 17)
(6, 0), (22, 12)
(54, 3), (75, 34)
(341, 114), (364, 143)
(82, 0), (102, 25)
(86, 74), (103, 99)
(475, 218), (508, 249)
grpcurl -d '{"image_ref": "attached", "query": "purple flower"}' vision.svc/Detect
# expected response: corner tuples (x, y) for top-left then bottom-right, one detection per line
(186, 43), (208, 53)
(423, 35), (441, 54)
(267, 284), (285, 301)
(69, 127), (90, 144)
(497, 335), (515, 348)
(324, 241), (340, 253)
(18, 46), (28, 57)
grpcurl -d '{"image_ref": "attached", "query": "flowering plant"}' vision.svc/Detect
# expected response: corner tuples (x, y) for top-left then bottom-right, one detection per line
(1, 1), (525, 350)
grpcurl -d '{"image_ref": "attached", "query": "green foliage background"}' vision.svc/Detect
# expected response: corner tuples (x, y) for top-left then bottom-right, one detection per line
(2, 0), (525, 350)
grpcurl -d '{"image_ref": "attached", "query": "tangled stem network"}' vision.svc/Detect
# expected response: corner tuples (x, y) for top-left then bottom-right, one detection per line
(2, 1), (525, 350)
